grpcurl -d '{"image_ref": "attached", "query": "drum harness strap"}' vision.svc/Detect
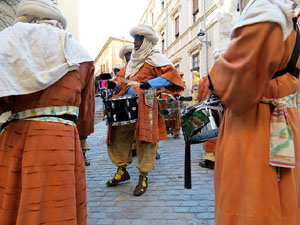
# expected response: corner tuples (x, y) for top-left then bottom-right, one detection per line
(272, 23), (300, 79)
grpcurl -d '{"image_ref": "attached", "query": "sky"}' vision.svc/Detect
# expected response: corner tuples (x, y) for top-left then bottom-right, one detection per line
(79, 0), (149, 59)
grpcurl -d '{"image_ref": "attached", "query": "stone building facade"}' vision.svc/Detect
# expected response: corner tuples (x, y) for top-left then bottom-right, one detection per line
(139, 0), (239, 91)
(94, 37), (132, 76)
(55, 0), (79, 40)
(0, 0), (21, 31)
(0, 0), (79, 40)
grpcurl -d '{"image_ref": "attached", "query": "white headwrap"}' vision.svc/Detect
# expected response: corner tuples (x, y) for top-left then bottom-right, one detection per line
(233, 0), (294, 41)
(0, 1), (92, 98)
(130, 24), (158, 45)
(112, 64), (123, 71)
(119, 43), (134, 61)
(15, 0), (67, 29)
(125, 25), (173, 78)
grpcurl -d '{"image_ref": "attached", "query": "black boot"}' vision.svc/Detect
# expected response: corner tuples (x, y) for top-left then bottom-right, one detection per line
(132, 149), (137, 157)
(83, 152), (90, 166)
(156, 151), (160, 160)
(199, 159), (214, 169)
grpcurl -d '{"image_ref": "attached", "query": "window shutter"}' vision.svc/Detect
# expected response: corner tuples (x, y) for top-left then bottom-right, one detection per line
(193, 0), (199, 15)
(175, 17), (179, 36)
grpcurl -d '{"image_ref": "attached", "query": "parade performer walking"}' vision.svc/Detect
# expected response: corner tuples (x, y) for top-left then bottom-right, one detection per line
(0, 0), (95, 224)
(208, 0), (300, 224)
(106, 24), (183, 196)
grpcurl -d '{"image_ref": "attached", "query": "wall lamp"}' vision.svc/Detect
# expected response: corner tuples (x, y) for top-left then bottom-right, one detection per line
(197, 29), (211, 46)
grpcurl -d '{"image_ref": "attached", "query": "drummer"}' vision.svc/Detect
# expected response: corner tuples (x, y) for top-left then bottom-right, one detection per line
(112, 63), (123, 78)
(105, 24), (184, 196)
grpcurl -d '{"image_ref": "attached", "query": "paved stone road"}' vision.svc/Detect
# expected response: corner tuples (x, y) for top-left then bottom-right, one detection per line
(85, 98), (215, 225)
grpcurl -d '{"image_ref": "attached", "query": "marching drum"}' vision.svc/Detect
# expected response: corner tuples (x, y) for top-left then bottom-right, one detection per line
(181, 96), (224, 140)
(103, 95), (139, 126)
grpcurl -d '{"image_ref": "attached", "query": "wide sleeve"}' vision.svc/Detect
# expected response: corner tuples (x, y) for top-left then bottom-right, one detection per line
(77, 62), (95, 136)
(209, 22), (285, 115)
(197, 76), (211, 102)
(154, 65), (184, 94)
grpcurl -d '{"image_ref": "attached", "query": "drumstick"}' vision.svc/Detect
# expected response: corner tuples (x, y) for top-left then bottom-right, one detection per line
(117, 76), (140, 87)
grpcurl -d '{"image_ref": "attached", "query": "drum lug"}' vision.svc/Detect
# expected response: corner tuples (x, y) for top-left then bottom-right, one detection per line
(126, 99), (130, 107)
(208, 109), (217, 130)
(112, 102), (115, 109)
(113, 114), (117, 121)
(127, 112), (131, 119)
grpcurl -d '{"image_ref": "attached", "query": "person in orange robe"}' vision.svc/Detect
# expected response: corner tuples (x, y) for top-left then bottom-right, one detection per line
(209, 0), (300, 224)
(197, 76), (216, 169)
(105, 24), (184, 196)
(0, 1), (95, 224)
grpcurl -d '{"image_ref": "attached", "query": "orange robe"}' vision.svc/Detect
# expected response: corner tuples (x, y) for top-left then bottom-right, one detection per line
(106, 63), (184, 144)
(0, 62), (95, 225)
(210, 22), (300, 225)
(197, 76), (217, 155)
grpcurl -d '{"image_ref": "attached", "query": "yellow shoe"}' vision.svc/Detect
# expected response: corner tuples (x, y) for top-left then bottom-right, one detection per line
(106, 167), (130, 186)
(133, 175), (148, 196)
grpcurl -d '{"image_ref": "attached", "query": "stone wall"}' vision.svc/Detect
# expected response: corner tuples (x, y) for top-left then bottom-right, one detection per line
(0, 0), (20, 31)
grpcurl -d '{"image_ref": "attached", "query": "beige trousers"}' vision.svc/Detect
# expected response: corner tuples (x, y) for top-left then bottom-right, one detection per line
(107, 123), (157, 176)
(203, 151), (215, 162)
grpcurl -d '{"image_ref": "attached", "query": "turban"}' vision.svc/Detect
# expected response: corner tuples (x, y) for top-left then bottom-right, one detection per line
(119, 43), (134, 60)
(15, 0), (67, 30)
(112, 64), (123, 71)
(130, 24), (158, 45)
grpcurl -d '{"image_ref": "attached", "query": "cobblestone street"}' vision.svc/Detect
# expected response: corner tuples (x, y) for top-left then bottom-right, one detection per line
(85, 98), (215, 225)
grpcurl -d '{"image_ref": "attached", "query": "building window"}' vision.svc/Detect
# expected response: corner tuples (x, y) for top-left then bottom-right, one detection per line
(161, 33), (165, 52)
(192, 53), (199, 72)
(161, 0), (164, 11)
(175, 64), (180, 72)
(193, 0), (199, 23)
(175, 16), (179, 38)
(151, 12), (154, 25)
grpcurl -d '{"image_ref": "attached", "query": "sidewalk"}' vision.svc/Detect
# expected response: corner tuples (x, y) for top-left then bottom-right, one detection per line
(85, 99), (215, 225)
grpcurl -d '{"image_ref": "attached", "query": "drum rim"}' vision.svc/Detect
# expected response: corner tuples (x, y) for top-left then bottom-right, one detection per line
(107, 119), (137, 126)
(108, 95), (138, 101)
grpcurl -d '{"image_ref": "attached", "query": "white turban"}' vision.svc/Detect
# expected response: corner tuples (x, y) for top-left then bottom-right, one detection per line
(112, 64), (123, 71)
(130, 24), (158, 45)
(15, 0), (67, 30)
(119, 43), (134, 60)
(234, 0), (293, 41)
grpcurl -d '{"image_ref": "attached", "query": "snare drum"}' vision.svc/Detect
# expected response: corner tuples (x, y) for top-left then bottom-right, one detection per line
(181, 96), (223, 138)
(158, 98), (179, 120)
(103, 95), (138, 126)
